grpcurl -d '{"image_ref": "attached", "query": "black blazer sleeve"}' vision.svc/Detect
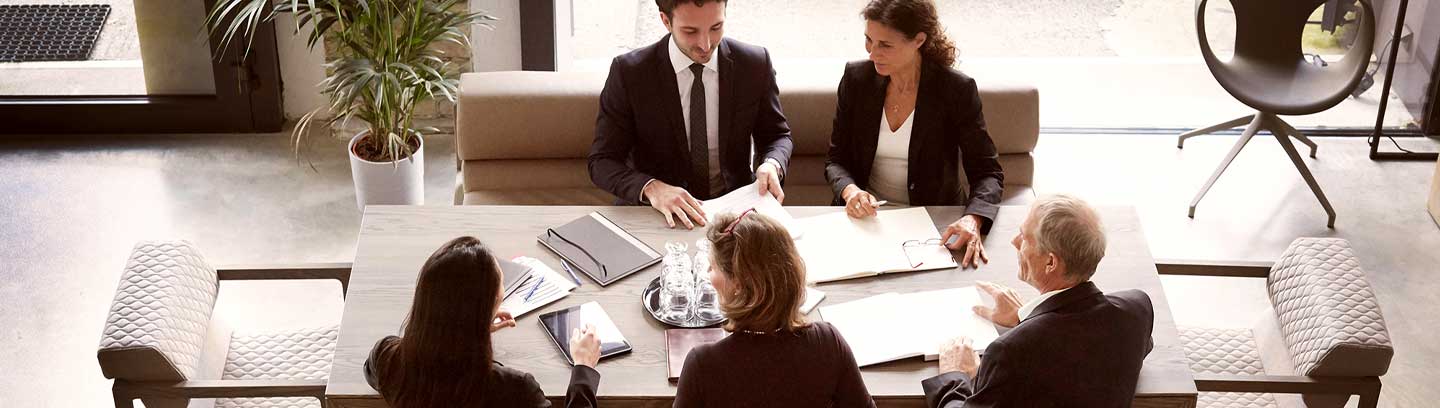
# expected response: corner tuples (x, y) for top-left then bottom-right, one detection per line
(752, 48), (795, 179)
(921, 338), (1016, 408)
(564, 365), (602, 408)
(825, 65), (860, 199)
(589, 57), (655, 204)
(951, 76), (1005, 234)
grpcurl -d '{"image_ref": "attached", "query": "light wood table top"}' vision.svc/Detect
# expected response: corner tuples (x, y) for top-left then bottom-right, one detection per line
(326, 205), (1197, 408)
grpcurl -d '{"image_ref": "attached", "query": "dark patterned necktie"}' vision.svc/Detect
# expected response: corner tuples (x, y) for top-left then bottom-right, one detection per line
(688, 63), (710, 199)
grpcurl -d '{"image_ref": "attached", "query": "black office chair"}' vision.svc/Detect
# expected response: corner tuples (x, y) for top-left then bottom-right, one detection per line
(1178, 0), (1375, 228)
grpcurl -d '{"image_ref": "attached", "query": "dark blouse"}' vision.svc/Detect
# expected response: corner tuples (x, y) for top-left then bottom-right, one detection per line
(673, 322), (876, 407)
(364, 335), (600, 408)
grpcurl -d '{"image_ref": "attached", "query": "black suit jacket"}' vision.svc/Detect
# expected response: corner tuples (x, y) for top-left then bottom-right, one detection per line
(922, 282), (1155, 408)
(365, 336), (600, 407)
(825, 60), (1004, 232)
(589, 35), (794, 203)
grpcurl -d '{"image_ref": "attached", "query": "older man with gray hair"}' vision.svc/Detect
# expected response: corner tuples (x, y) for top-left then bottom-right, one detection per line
(922, 194), (1155, 407)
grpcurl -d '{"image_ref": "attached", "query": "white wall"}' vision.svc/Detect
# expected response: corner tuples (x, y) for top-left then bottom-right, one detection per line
(274, 13), (328, 120)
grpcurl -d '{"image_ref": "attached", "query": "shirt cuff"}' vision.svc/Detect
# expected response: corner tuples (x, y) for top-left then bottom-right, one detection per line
(763, 158), (784, 179)
(638, 178), (657, 204)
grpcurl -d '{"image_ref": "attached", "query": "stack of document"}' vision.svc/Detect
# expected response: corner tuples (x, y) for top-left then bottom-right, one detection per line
(500, 257), (579, 318)
(819, 286), (999, 367)
(701, 182), (802, 238)
(794, 207), (958, 283)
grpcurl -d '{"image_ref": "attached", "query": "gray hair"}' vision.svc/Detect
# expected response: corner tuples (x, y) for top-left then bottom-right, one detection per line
(1028, 194), (1107, 282)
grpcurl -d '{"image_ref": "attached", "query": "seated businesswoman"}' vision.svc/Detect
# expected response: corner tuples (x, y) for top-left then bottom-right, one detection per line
(364, 236), (603, 408)
(674, 210), (876, 407)
(826, 0), (1006, 268)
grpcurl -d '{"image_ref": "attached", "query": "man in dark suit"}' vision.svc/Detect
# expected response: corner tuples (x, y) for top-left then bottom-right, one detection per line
(926, 194), (1155, 407)
(589, 0), (794, 229)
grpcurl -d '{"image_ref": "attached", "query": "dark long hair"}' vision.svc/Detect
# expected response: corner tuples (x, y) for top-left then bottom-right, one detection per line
(382, 236), (502, 408)
(862, 0), (957, 66)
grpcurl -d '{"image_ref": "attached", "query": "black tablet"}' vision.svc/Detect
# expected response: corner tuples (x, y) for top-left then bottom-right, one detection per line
(538, 301), (633, 365)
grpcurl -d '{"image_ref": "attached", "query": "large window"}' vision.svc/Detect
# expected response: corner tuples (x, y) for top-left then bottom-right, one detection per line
(566, 0), (1427, 131)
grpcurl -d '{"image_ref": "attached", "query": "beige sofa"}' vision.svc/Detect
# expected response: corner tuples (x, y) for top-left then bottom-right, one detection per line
(455, 69), (1039, 207)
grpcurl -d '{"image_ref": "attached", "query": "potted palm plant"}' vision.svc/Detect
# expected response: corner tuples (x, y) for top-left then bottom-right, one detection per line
(207, 0), (494, 208)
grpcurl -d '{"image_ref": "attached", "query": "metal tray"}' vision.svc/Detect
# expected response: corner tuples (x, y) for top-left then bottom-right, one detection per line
(642, 275), (726, 328)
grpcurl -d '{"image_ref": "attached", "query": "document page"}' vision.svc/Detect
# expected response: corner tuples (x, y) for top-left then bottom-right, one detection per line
(701, 182), (802, 238)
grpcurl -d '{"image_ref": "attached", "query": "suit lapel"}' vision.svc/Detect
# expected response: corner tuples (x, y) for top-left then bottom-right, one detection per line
(1025, 281), (1104, 321)
(858, 67), (887, 185)
(718, 39), (736, 188)
(654, 35), (692, 171)
(907, 62), (938, 199)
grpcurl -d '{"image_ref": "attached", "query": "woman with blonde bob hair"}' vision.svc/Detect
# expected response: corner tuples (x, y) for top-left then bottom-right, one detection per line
(673, 210), (875, 407)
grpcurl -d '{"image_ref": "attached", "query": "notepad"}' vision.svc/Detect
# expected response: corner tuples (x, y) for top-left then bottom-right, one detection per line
(499, 257), (578, 318)
(794, 207), (958, 283)
(819, 286), (999, 367)
(665, 328), (728, 381)
(701, 182), (802, 238)
(538, 212), (662, 286)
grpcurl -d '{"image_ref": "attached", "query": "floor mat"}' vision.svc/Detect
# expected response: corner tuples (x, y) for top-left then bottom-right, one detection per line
(0, 4), (110, 62)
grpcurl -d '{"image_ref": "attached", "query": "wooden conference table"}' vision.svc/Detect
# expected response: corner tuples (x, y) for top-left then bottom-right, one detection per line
(325, 205), (1197, 408)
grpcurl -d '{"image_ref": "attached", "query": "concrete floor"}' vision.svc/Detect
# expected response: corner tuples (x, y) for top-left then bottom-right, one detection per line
(0, 130), (1436, 406)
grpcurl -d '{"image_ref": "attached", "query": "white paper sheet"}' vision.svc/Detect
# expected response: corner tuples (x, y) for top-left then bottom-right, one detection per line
(500, 257), (579, 318)
(795, 207), (958, 283)
(819, 286), (999, 367)
(701, 182), (802, 238)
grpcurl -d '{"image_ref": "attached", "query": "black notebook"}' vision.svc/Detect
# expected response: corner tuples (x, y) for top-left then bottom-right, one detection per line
(537, 212), (661, 286)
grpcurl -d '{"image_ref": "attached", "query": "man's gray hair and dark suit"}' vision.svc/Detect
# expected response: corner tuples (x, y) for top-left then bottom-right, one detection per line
(923, 281), (1155, 407)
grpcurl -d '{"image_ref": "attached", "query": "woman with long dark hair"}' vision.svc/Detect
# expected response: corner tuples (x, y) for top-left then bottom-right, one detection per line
(363, 236), (602, 407)
(826, 0), (1006, 269)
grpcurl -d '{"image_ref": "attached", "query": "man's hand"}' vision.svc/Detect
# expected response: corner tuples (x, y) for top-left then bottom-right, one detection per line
(643, 180), (707, 229)
(939, 336), (981, 378)
(941, 215), (989, 268)
(755, 161), (785, 204)
(842, 184), (880, 218)
(973, 281), (1023, 328)
(569, 324), (601, 368)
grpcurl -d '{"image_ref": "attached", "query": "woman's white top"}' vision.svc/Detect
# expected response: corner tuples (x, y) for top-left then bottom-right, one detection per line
(868, 109), (914, 204)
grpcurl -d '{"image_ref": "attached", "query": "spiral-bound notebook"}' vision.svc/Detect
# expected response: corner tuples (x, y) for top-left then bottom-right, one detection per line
(537, 212), (661, 286)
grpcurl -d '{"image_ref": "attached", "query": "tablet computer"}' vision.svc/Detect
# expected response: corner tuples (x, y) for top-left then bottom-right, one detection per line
(538, 301), (632, 365)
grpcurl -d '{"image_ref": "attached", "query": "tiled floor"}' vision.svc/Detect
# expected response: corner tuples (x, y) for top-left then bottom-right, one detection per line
(0, 130), (1436, 406)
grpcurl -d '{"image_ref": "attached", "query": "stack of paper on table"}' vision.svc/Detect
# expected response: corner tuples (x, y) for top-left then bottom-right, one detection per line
(794, 207), (958, 283)
(500, 257), (579, 318)
(701, 182), (802, 238)
(819, 286), (999, 367)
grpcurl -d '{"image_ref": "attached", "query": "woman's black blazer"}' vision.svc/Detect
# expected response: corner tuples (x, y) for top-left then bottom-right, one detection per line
(824, 59), (1005, 232)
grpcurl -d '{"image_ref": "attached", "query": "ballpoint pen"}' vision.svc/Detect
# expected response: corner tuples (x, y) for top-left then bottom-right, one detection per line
(523, 276), (546, 302)
(560, 260), (583, 286)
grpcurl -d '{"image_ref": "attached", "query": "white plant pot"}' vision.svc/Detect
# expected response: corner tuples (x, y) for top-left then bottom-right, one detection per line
(349, 132), (425, 210)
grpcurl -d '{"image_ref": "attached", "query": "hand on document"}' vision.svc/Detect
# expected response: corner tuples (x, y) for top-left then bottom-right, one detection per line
(841, 184), (883, 218)
(643, 180), (708, 229)
(941, 214), (989, 269)
(755, 161), (786, 203)
(973, 281), (1023, 328)
(939, 336), (981, 378)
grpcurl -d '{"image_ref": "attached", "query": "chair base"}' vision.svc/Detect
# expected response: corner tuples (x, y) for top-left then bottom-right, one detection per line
(1178, 112), (1336, 228)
